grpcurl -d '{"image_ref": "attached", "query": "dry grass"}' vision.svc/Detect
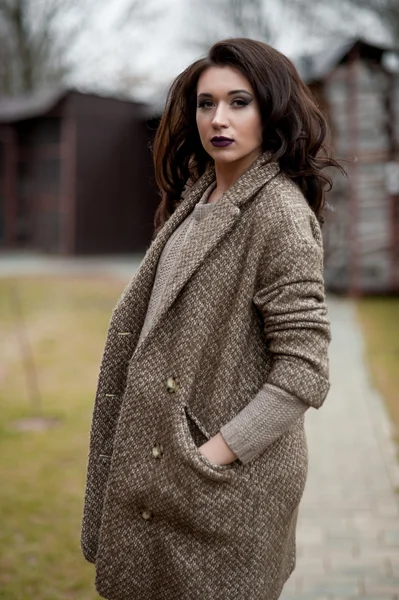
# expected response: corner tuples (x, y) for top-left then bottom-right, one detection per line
(2, 277), (397, 598)
(356, 297), (399, 433)
(0, 275), (126, 600)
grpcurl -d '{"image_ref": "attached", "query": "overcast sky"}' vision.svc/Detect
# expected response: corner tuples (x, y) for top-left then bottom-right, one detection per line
(65, 0), (389, 104)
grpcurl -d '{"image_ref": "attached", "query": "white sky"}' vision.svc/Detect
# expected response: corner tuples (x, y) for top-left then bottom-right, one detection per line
(65, 0), (389, 105)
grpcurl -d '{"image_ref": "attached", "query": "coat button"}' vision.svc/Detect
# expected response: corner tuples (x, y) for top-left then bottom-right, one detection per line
(152, 443), (164, 459)
(141, 509), (153, 521)
(166, 376), (179, 393)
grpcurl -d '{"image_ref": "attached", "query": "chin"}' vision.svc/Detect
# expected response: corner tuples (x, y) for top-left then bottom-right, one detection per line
(208, 149), (241, 164)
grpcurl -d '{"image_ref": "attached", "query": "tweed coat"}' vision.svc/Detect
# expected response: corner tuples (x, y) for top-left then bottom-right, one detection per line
(81, 152), (331, 600)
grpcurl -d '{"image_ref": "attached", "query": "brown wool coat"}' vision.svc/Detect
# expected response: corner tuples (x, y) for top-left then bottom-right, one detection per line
(81, 152), (331, 600)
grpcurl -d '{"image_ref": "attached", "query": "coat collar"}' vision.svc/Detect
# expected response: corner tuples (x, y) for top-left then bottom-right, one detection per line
(126, 152), (280, 359)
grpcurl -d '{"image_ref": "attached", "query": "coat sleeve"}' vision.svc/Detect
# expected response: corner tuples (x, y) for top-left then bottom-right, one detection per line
(253, 232), (331, 406)
(220, 211), (331, 463)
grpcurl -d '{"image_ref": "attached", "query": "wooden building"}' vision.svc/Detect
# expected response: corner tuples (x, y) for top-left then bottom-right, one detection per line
(298, 38), (399, 294)
(0, 88), (159, 254)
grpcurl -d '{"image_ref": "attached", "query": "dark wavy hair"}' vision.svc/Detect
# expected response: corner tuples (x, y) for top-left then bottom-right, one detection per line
(152, 37), (344, 234)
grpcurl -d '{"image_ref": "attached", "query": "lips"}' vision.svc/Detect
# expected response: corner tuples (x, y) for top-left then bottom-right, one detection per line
(211, 136), (234, 148)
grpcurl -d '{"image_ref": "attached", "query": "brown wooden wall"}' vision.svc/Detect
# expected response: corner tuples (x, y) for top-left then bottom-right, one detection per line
(320, 58), (399, 294)
(0, 91), (160, 255)
(64, 92), (159, 254)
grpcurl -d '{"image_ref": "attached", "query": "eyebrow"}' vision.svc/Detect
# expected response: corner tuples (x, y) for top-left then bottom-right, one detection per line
(197, 89), (253, 98)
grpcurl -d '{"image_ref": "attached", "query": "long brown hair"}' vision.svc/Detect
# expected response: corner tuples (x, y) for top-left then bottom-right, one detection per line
(152, 38), (344, 234)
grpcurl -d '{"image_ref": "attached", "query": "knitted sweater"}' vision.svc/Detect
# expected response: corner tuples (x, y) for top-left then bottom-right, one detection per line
(137, 183), (308, 464)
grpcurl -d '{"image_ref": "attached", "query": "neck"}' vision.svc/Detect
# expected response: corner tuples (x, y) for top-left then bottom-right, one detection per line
(213, 150), (262, 195)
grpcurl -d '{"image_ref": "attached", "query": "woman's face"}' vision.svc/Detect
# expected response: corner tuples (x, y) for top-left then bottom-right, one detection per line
(196, 65), (263, 171)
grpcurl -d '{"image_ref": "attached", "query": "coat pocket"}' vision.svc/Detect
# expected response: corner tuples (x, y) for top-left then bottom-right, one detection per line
(184, 405), (210, 446)
(180, 405), (242, 478)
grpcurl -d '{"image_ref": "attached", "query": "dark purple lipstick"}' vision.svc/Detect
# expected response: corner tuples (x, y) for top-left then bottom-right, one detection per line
(211, 136), (234, 147)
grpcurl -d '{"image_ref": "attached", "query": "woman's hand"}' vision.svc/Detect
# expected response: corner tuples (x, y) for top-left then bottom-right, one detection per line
(199, 432), (238, 465)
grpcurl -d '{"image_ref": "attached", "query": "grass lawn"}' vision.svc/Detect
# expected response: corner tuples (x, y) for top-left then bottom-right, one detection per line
(356, 297), (399, 434)
(3, 276), (397, 600)
(0, 275), (126, 600)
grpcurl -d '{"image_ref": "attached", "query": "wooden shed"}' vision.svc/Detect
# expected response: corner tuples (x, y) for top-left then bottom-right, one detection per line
(0, 88), (159, 254)
(298, 38), (399, 294)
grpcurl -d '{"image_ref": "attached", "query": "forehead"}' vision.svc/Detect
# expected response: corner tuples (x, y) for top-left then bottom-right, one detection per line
(197, 66), (253, 95)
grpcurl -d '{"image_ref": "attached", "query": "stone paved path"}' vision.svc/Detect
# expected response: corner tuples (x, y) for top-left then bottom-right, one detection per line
(0, 250), (142, 279)
(1, 252), (399, 598)
(281, 295), (399, 600)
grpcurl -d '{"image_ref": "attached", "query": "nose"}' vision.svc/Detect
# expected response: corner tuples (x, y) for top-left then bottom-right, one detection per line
(211, 103), (229, 129)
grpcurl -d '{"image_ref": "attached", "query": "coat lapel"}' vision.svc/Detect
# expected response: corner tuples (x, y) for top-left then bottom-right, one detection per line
(128, 152), (280, 358)
(113, 168), (215, 351)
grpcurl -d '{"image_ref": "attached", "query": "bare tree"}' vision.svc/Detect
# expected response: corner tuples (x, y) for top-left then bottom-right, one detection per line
(186, 0), (292, 53)
(0, 0), (157, 98)
(58, 0), (162, 99)
(342, 0), (399, 43)
(289, 0), (398, 46)
(0, 0), (85, 95)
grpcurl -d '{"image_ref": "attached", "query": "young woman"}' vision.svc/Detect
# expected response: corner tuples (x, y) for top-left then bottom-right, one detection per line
(81, 38), (343, 600)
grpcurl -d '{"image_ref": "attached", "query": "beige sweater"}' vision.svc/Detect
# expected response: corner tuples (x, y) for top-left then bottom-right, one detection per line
(137, 183), (308, 463)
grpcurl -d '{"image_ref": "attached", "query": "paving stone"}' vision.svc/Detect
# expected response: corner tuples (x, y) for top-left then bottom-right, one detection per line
(4, 257), (399, 600)
(387, 558), (399, 576)
(280, 595), (334, 600)
(291, 298), (399, 597)
(300, 576), (361, 596)
(363, 575), (399, 595)
(359, 597), (399, 600)
(382, 530), (399, 547)
(295, 556), (330, 575)
(281, 596), (334, 600)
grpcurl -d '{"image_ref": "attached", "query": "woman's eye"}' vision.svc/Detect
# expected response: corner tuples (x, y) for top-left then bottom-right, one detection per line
(231, 98), (249, 107)
(197, 100), (214, 109)
(197, 98), (250, 109)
